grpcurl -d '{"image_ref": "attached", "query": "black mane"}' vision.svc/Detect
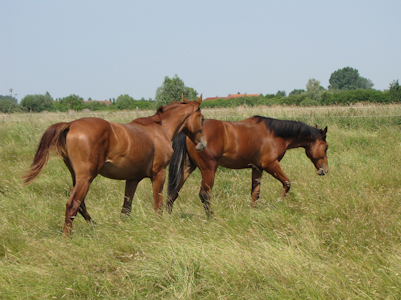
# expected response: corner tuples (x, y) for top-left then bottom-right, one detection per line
(252, 116), (325, 140)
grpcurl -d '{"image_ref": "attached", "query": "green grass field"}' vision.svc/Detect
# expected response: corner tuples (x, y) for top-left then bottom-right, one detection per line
(1, 104), (401, 299)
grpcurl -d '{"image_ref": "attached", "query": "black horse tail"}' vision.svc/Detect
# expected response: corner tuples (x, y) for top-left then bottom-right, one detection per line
(168, 132), (188, 198)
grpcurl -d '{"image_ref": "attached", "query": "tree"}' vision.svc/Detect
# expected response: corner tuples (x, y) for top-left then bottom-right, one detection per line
(83, 100), (108, 111)
(329, 67), (359, 90)
(0, 95), (19, 113)
(289, 89), (305, 96)
(306, 78), (323, 101)
(57, 94), (84, 111)
(275, 90), (286, 98)
(20, 93), (54, 112)
(155, 75), (198, 107)
(329, 67), (374, 90)
(115, 94), (135, 110)
(357, 77), (374, 89)
(389, 80), (401, 102)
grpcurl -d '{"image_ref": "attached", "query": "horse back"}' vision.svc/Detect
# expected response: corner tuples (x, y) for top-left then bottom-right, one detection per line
(186, 118), (276, 170)
(65, 118), (155, 179)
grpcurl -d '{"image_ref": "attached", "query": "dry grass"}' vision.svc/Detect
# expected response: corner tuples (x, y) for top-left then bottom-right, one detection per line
(0, 104), (401, 299)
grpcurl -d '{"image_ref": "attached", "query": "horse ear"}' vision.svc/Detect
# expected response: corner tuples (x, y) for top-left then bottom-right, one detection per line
(314, 124), (318, 128)
(197, 93), (203, 103)
(182, 93), (188, 103)
(323, 126), (328, 135)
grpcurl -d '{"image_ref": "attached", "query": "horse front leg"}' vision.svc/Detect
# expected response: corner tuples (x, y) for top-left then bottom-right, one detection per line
(121, 179), (140, 216)
(264, 161), (291, 200)
(152, 169), (167, 213)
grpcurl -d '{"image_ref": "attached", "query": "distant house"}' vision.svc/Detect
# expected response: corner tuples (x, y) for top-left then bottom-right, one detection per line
(84, 100), (112, 106)
(203, 93), (259, 101)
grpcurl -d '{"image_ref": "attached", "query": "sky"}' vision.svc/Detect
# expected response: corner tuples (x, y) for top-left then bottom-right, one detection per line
(1, 0), (400, 102)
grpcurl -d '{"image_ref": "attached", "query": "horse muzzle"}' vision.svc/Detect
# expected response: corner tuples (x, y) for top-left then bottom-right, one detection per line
(317, 168), (328, 176)
(195, 140), (207, 151)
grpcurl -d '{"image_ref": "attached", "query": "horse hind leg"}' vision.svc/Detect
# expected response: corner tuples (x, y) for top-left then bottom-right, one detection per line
(199, 168), (217, 217)
(63, 177), (93, 237)
(251, 167), (263, 208)
(64, 158), (94, 224)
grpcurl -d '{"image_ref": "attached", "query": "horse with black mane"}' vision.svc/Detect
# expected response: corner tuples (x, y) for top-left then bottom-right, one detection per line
(23, 95), (206, 237)
(167, 116), (328, 216)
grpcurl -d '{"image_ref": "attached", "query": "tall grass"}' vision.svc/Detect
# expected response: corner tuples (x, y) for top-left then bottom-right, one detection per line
(1, 104), (401, 299)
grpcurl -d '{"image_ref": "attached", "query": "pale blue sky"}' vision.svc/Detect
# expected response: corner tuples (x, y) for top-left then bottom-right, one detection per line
(1, 0), (400, 101)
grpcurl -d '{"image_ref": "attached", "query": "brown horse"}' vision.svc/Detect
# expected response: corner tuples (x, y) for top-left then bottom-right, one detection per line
(23, 95), (206, 237)
(167, 116), (328, 216)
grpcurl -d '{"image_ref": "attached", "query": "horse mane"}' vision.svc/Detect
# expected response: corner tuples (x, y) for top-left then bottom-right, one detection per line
(252, 116), (326, 141)
(132, 101), (186, 126)
(132, 106), (163, 125)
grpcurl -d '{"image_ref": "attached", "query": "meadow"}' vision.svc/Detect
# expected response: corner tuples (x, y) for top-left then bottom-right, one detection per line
(0, 104), (401, 299)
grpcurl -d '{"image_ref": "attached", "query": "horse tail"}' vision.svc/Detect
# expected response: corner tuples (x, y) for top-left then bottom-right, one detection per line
(168, 131), (189, 198)
(23, 122), (70, 185)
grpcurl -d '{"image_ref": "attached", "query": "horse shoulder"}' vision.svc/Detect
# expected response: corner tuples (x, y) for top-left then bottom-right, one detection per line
(146, 129), (172, 176)
(147, 123), (171, 150)
(260, 134), (288, 165)
(198, 119), (225, 157)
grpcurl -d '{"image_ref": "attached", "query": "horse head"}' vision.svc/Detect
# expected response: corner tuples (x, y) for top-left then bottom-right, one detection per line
(306, 126), (329, 175)
(181, 94), (207, 151)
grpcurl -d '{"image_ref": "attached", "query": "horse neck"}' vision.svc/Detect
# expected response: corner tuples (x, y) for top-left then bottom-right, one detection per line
(286, 136), (316, 150)
(159, 106), (193, 141)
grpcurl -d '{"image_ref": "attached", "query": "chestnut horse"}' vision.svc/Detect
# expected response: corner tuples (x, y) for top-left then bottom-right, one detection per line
(167, 116), (328, 216)
(23, 95), (206, 237)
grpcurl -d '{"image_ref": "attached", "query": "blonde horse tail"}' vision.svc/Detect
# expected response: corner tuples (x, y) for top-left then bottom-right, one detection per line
(23, 122), (70, 185)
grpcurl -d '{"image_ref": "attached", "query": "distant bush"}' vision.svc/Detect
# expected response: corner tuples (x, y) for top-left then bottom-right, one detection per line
(300, 97), (320, 107)
(0, 95), (20, 113)
(321, 89), (391, 105)
(20, 93), (55, 112)
(200, 89), (394, 109)
(83, 101), (109, 111)
(115, 94), (155, 110)
(3, 82), (400, 115)
(201, 95), (282, 109)
(389, 80), (401, 102)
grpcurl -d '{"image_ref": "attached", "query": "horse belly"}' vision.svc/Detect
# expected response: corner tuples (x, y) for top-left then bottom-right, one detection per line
(219, 156), (260, 170)
(99, 159), (152, 180)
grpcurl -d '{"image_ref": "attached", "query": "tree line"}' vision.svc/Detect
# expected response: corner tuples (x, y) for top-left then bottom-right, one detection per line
(1, 67), (400, 113)
(201, 67), (399, 108)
